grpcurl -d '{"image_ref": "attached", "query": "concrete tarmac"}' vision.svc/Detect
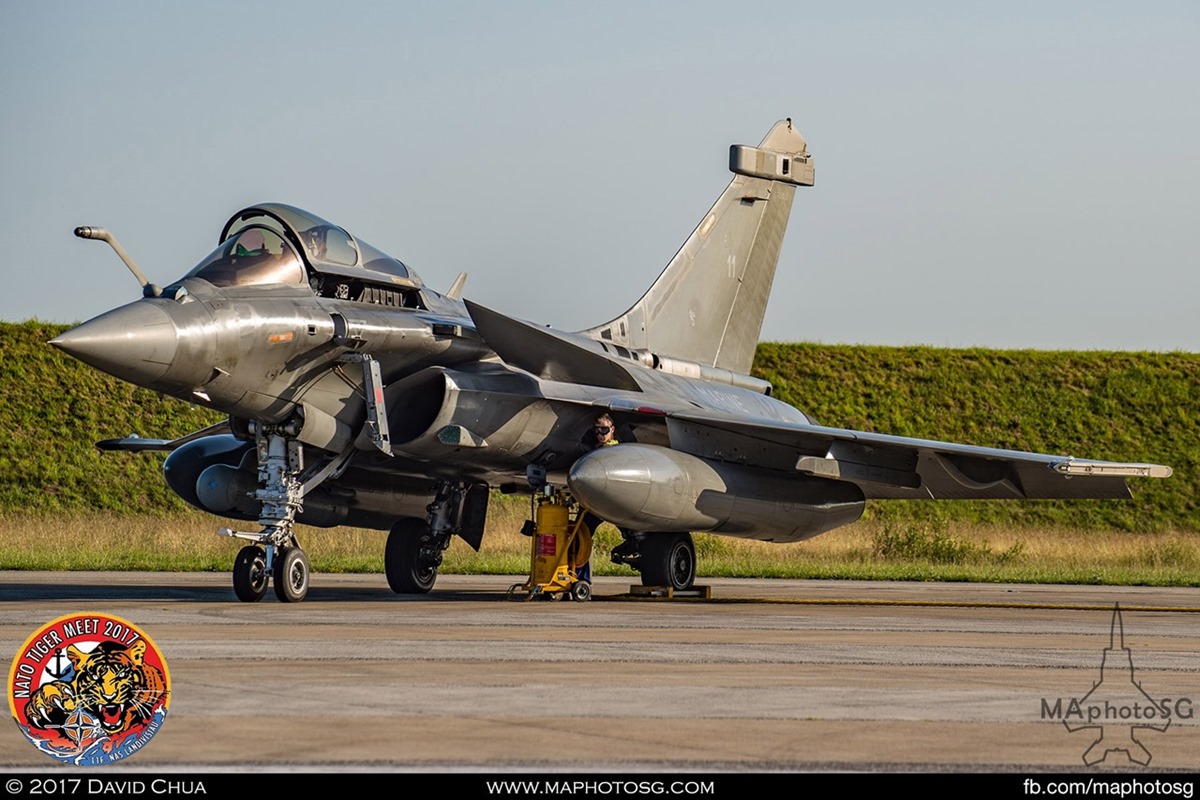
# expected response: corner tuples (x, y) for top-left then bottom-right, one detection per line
(1, 571), (1197, 773)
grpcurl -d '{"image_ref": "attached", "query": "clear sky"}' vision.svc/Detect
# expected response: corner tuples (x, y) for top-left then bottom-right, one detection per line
(2, 2), (1197, 350)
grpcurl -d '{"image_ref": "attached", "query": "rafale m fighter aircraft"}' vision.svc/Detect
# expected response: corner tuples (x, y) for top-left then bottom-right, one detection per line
(52, 119), (1172, 603)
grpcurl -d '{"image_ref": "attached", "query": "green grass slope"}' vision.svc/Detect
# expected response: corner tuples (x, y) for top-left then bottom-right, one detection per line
(2, 322), (1195, 530)
(1, 321), (221, 511)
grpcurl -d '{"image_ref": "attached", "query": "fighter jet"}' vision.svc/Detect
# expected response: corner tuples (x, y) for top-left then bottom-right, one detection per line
(51, 119), (1172, 602)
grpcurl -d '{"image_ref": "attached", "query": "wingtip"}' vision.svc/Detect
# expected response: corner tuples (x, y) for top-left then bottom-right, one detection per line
(1053, 460), (1174, 479)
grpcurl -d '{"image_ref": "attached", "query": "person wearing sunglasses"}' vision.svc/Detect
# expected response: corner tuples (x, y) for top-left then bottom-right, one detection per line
(591, 413), (619, 449)
(574, 413), (620, 584)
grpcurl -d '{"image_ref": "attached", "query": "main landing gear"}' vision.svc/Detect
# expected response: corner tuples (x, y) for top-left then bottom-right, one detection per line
(384, 480), (487, 595)
(385, 517), (437, 594)
(611, 531), (697, 592)
(221, 420), (352, 603)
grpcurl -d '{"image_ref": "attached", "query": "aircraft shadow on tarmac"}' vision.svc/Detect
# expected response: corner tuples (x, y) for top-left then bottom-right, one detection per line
(0, 579), (515, 604)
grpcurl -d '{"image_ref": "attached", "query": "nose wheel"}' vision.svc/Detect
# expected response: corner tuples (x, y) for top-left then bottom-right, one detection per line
(232, 545), (269, 602)
(231, 543), (311, 603)
(273, 546), (311, 603)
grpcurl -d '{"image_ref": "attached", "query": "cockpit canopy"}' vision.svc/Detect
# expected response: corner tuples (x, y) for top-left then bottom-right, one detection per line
(184, 226), (306, 288)
(178, 203), (425, 307)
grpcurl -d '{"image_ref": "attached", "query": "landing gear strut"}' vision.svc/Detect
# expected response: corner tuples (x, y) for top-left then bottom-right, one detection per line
(219, 420), (352, 603)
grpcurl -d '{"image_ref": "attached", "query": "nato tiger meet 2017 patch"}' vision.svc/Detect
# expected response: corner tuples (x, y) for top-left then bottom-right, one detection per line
(8, 612), (171, 766)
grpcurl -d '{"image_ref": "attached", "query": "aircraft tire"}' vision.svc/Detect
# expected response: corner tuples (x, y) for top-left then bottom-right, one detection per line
(386, 517), (437, 594)
(273, 547), (310, 603)
(639, 532), (696, 591)
(233, 545), (269, 602)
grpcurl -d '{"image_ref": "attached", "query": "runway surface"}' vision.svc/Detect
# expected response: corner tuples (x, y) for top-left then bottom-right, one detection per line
(1, 571), (1197, 773)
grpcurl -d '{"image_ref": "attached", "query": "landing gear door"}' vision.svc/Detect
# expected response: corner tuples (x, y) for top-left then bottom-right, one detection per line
(458, 484), (489, 551)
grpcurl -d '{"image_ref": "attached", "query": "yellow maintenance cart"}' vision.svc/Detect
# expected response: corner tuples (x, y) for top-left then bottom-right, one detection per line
(508, 489), (593, 602)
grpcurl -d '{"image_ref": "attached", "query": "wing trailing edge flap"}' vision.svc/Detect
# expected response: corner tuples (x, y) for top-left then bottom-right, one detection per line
(96, 419), (232, 453)
(666, 411), (1170, 500)
(463, 300), (643, 392)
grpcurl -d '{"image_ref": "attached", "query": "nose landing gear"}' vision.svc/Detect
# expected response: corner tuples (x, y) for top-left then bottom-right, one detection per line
(220, 420), (353, 603)
(231, 541), (310, 603)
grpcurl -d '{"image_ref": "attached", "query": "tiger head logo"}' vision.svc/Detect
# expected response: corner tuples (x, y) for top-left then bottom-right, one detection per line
(26, 640), (166, 735)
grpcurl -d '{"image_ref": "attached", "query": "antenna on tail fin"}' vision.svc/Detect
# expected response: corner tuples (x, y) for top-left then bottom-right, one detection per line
(579, 119), (813, 375)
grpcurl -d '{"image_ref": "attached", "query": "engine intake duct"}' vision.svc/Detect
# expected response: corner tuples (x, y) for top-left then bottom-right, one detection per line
(380, 366), (580, 472)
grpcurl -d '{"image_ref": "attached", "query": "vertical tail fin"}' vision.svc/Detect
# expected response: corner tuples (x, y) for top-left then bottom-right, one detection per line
(580, 119), (813, 375)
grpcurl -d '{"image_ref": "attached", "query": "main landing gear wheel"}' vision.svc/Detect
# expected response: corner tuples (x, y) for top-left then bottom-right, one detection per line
(232, 545), (269, 602)
(273, 547), (310, 603)
(386, 517), (437, 594)
(640, 532), (696, 591)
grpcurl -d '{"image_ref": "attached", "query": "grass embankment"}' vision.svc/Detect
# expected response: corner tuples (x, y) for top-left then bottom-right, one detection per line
(2, 321), (1197, 584)
(1, 321), (222, 513)
(755, 343), (1198, 533)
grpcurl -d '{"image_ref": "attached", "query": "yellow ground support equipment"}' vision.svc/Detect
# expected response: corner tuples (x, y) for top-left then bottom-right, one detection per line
(508, 489), (593, 602)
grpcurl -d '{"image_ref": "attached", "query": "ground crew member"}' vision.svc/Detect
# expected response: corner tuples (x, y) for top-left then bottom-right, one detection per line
(575, 413), (619, 582)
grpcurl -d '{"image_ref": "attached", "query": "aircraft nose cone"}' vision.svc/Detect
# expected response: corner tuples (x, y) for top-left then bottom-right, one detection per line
(50, 301), (178, 386)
